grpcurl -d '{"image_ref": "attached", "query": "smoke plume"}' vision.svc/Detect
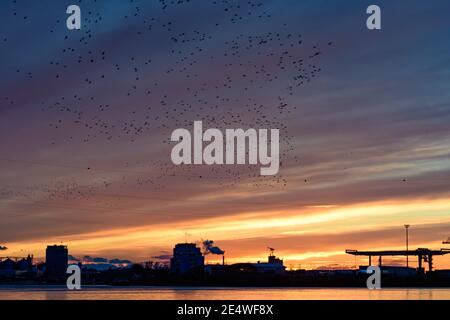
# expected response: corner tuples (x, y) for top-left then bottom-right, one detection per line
(202, 240), (225, 255)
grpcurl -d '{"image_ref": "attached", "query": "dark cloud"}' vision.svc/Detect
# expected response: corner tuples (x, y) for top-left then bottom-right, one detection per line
(68, 254), (80, 261)
(73, 255), (132, 265)
(152, 255), (172, 261)
(80, 256), (110, 263)
(82, 256), (94, 263)
(109, 258), (132, 264)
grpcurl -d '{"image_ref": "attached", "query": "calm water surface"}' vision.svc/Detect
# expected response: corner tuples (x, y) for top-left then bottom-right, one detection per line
(0, 286), (449, 300)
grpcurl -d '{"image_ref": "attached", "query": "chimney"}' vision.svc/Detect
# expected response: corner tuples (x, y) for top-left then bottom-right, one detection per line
(222, 255), (225, 266)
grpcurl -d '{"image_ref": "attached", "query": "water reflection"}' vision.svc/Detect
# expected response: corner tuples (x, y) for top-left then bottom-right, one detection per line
(0, 286), (449, 300)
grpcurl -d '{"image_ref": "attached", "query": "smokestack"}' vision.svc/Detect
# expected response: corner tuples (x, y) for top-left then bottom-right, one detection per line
(222, 255), (225, 266)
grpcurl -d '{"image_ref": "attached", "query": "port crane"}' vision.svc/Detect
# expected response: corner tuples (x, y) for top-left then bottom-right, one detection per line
(346, 248), (450, 272)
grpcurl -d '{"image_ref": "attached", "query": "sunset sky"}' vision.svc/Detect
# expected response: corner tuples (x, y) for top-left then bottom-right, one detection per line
(1, 0), (450, 270)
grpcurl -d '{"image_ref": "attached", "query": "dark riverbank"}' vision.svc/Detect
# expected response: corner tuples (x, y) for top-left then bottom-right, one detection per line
(2, 267), (450, 288)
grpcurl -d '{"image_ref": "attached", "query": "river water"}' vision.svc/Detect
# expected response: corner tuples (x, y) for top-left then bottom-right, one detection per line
(0, 286), (449, 300)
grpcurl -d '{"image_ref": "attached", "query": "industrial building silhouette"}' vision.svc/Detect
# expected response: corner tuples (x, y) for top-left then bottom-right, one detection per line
(45, 245), (68, 278)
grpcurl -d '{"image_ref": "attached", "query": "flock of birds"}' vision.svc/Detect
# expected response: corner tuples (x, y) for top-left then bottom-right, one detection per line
(1, 0), (333, 206)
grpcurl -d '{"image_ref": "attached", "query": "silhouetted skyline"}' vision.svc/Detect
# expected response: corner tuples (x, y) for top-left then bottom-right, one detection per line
(1, 1), (450, 270)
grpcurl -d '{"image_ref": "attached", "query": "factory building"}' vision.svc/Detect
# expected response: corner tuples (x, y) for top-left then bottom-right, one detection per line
(170, 243), (204, 275)
(45, 245), (68, 277)
(0, 255), (33, 271)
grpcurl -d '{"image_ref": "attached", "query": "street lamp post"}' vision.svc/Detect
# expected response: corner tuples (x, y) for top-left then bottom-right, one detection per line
(404, 224), (410, 268)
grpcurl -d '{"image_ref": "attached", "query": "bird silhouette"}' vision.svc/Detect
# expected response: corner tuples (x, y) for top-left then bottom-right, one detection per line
(1, 0), (333, 204)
